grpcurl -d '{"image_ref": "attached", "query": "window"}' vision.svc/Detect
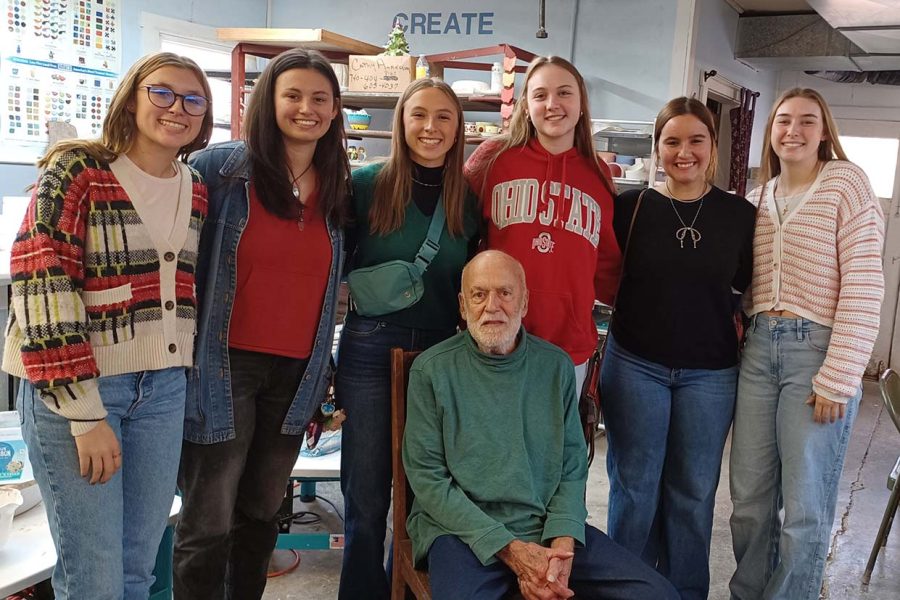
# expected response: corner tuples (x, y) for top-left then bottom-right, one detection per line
(839, 136), (899, 199)
(141, 13), (243, 145)
(159, 36), (233, 145)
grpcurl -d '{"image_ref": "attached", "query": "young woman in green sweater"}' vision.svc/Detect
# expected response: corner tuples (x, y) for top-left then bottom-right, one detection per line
(337, 78), (479, 599)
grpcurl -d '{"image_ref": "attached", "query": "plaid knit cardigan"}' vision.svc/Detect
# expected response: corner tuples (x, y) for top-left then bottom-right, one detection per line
(2, 150), (207, 434)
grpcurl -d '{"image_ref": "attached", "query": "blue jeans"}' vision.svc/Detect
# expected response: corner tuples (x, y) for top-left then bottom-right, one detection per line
(729, 315), (860, 600)
(427, 526), (679, 600)
(601, 334), (738, 600)
(18, 368), (186, 600)
(336, 315), (456, 600)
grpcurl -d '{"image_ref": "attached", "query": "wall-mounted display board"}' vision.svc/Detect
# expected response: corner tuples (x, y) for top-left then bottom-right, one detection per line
(1, 0), (122, 164)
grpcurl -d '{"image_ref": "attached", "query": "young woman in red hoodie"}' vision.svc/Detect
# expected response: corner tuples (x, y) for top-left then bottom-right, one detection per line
(464, 56), (620, 386)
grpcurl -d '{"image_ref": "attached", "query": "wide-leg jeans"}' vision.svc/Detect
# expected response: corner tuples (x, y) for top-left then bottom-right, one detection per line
(729, 315), (860, 600)
(336, 314), (455, 600)
(19, 368), (186, 600)
(601, 333), (738, 600)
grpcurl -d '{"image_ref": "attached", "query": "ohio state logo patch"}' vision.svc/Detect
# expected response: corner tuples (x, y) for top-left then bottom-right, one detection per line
(531, 232), (555, 254)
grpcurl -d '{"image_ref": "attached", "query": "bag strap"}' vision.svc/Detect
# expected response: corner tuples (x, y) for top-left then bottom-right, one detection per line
(412, 197), (446, 275)
(611, 188), (647, 309)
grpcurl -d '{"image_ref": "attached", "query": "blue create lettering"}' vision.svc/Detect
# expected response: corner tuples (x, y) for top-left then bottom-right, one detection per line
(410, 12), (427, 34)
(479, 12), (494, 35)
(427, 12), (441, 34)
(444, 12), (461, 34)
(401, 12), (495, 36)
(461, 12), (477, 34)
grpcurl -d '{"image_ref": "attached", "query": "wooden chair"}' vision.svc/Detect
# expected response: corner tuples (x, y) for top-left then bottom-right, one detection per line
(390, 348), (430, 600)
(863, 368), (900, 584)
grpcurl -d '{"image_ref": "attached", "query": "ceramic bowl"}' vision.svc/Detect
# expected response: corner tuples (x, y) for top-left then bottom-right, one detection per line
(616, 154), (636, 165)
(597, 151), (617, 163)
(0, 487), (23, 550)
(607, 163), (624, 178)
(347, 113), (371, 130)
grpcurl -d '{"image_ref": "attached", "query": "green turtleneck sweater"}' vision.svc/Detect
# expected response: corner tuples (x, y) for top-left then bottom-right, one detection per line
(402, 328), (587, 567)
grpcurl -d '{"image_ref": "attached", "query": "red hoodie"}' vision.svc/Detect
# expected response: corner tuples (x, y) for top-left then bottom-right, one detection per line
(465, 138), (621, 364)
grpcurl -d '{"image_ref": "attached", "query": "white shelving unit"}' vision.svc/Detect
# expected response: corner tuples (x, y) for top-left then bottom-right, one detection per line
(592, 119), (656, 191)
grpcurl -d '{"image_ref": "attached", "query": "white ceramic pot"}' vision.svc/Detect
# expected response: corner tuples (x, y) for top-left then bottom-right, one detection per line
(0, 487), (23, 549)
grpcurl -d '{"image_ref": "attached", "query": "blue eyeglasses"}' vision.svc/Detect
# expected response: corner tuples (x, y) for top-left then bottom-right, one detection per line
(142, 85), (209, 116)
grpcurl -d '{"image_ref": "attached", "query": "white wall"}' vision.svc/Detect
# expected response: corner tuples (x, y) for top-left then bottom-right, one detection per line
(691, 0), (778, 168)
(778, 71), (900, 123)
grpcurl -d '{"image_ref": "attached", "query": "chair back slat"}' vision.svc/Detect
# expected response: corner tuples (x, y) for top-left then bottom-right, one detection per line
(391, 349), (422, 547)
(879, 368), (900, 434)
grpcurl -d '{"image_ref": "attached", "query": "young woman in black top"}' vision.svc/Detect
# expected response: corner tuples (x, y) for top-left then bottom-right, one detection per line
(600, 97), (755, 600)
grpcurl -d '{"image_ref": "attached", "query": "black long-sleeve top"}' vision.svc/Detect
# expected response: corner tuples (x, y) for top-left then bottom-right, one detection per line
(610, 186), (756, 369)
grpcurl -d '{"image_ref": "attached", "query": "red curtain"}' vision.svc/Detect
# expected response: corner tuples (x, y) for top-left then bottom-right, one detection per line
(728, 88), (759, 197)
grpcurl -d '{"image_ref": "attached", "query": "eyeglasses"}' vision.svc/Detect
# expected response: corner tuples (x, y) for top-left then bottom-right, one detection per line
(142, 85), (209, 116)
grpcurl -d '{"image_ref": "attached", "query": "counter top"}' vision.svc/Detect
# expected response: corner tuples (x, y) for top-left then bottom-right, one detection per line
(0, 497), (181, 597)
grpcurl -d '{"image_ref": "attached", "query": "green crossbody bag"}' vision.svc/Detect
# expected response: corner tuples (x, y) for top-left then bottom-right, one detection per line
(348, 198), (446, 317)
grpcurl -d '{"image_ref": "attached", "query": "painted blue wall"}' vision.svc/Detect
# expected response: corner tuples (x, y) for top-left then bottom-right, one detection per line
(1, 0), (690, 196)
(269, 0), (678, 120)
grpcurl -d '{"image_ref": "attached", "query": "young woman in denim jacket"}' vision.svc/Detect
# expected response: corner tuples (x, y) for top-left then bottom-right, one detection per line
(338, 78), (479, 600)
(173, 48), (349, 599)
(4, 52), (212, 599)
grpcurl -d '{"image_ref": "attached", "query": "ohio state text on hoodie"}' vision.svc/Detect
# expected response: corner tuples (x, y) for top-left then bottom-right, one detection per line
(465, 138), (622, 365)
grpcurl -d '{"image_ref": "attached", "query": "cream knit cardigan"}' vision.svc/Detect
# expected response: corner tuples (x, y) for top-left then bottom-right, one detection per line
(745, 160), (885, 401)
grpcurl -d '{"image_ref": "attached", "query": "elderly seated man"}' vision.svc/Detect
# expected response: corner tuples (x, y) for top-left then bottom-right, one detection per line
(402, 250), (677, 600)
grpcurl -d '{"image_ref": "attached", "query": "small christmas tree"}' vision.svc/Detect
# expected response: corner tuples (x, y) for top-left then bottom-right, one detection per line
(383, 18), (410, 56)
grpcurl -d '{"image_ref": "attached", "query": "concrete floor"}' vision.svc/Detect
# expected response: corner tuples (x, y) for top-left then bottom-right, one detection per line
(262, 381), (900, 599)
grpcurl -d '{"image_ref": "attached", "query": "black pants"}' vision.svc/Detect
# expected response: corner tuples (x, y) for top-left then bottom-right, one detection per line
(428, 526), (679, 600)
(173, 348), (309, 600)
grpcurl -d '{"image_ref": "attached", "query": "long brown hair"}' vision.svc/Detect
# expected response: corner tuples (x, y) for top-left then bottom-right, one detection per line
(757, 87), (848, 185)
(654, 97), (718, 183)
(468, 56), (615, 199)
(38, 52), (213, 168)
(243, 48), (350, 226)
(370, 78), (467, 236)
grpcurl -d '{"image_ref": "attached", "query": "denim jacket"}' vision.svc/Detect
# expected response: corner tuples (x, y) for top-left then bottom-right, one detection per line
(184, 140), (345, 443)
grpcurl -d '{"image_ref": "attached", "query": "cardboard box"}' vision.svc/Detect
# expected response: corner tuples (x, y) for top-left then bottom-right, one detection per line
(348, 55), (417, 93)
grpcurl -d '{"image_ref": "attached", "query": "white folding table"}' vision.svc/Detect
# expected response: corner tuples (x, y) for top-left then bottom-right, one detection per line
(0, 497), (181, 598)
(274, 449), (343, 551)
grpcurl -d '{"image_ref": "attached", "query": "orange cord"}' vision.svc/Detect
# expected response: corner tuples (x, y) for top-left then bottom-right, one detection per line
(266, 549), (302, 578)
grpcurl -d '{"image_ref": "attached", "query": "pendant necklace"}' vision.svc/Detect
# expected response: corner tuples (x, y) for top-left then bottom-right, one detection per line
(288, 162), (314, 231)
(665, 180), (708, 249)
(774, 164), (821, 219)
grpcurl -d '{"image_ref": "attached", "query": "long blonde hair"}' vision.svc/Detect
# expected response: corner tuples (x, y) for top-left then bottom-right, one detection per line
(469, 56), (615, 199)
(757, 87), (847, 185)
(370, 78), (468, 236)
(38, 52), (213, 168)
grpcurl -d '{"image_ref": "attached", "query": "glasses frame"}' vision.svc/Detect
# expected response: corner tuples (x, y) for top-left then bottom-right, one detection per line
(141, 85), (209, 117)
